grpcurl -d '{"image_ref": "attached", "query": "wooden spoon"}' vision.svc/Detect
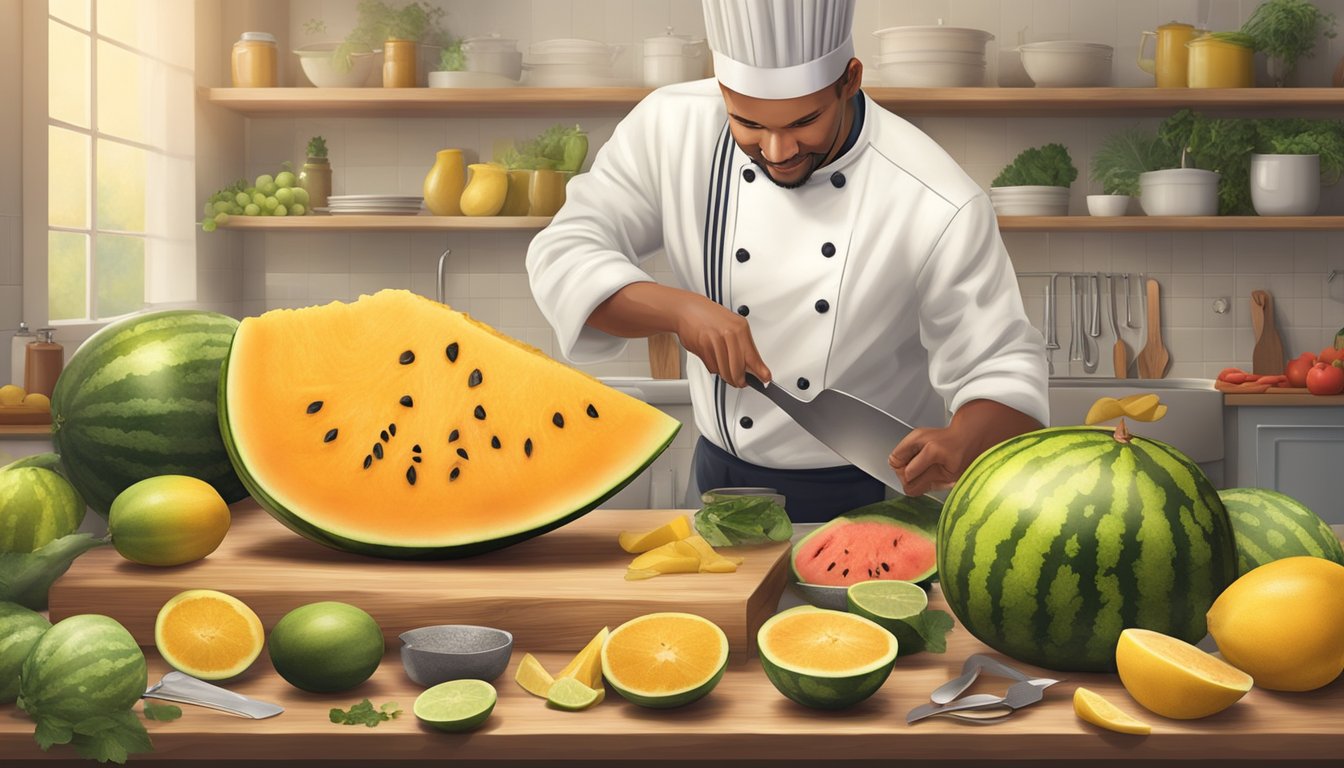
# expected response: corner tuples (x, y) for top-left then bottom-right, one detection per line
(1135, 277), (1170, 378)
(1250, 290), (1285, 375)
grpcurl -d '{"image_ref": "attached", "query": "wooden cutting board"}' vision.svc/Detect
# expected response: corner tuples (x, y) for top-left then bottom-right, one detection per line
(1250, 289), (1286, 375)
(1135, 277), (1170, 378)
(48, 503), (791, 655)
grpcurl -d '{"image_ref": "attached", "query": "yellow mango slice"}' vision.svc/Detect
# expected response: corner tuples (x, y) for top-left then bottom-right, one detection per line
(624, 568), (664, 581)
(1118, 394), (1161, 421)
(630, 540), (687, 570)
(514, 652), (555, 698)
(681, 535), (740, 573)
(557, 627), (609, 690)
(618, 515), (693, 553)
(1084, 397), (1125, 426)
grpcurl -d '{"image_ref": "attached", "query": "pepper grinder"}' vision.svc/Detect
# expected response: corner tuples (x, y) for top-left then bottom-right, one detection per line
(24, 328), (64, 398)
(10, 321), (34, 386)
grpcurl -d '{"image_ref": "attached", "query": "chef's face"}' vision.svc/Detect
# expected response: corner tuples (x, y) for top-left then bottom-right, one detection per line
(720, 59), (863, 189)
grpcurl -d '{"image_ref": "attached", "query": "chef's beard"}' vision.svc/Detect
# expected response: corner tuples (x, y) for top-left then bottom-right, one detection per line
(759, 153), (827, 189)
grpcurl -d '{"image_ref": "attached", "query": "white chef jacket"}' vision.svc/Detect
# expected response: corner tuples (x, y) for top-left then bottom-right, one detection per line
(526, 78), (1048, 470)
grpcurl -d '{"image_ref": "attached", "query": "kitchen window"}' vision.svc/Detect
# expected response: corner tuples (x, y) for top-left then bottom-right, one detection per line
(26, 0), (196, 330)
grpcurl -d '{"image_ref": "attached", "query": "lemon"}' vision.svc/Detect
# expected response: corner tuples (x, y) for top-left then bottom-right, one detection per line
(21, 393), (50, 411)
(414, 679), (497, 732)
(514, 652), (555, 698)
(1073, 687), (1152, 735)
(1115, 628), (1252, 719)
(0, 384), (25, 405)
(545, 676), (604, 711)
(1207, 556), (1344, 691)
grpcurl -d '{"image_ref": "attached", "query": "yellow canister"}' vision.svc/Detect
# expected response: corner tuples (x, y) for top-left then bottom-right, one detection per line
(1138, 22), (1202, 88)
(528, 170), (567, 217)
(383, 39), (418, 88)
(1187, 34), (1254, 88)
(231, 32), (278, 87)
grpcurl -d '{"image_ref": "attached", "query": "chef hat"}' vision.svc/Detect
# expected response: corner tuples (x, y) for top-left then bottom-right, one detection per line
(701, 0), (857, 100)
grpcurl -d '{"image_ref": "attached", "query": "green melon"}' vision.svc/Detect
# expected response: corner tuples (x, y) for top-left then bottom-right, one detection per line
(51, 310), (248, 517)
(220, 290), (680, 559)
(0, 602), (51, 703)
(790, 496), (940, 587)
(267, 601), (384, 693)
(938, 425), (1237, 673)
(757, 606), (898, 710)
(0, 467), (85, 553)
(1219, 487), (1344, 575)
(18, 614), (147, 723)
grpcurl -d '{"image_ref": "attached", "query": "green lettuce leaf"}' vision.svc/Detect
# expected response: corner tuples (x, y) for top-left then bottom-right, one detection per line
(0, 533), (109, 610)
(693, 496), (792, 546)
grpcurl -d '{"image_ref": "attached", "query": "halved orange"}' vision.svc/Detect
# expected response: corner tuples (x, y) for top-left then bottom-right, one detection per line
(154, 589), (265, 680)
(600, 612), (729, 708)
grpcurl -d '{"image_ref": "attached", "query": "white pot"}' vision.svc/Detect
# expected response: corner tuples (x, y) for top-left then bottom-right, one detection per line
(1087, 194), (1131, 217)
(989, 185), (1071, 216)
(295, 43), (378, 88)
(872, 26), (994, 56)
(878, 51), (986, 87)
(463, 35), (523, 81)
(1019, 41), (1114, 87)
(1250, 153), (1320, 216)
(1139, 169), (1220, 216)
(642, 30), (707, 87)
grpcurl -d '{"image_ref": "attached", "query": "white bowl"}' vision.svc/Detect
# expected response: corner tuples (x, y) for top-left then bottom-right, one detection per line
(989, 185), (1070, 216)
(1139, 169), (1220, 216)
(872, 26), (994, 56)
(878, 52), (986, 87)
(295, 43), (378, 88)
(1087, 194), (1131, 217)
(1019, 42), (1113, 87)
(427, 70), (519, 88)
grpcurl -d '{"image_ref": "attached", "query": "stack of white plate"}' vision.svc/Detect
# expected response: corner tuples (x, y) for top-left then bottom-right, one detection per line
(988, 185), (1071, 216)
(871, 26), (993, 87)
(321, 195), (424, 216)
(1018, 41), (1114, 87)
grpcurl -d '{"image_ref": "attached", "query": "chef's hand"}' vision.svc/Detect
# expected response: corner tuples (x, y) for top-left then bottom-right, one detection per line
(673, 294), (771, 388)
(888, 399), (1042, 498)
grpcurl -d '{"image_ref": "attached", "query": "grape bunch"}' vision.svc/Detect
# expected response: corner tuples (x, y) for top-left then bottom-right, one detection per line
(200, 162), (309, 232)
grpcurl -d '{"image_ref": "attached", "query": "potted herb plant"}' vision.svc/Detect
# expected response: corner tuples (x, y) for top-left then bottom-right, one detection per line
(988, 143), (1078, 216)
(343, 0), (451, 88)
(1146, 109), (1257, 215)
(1250, 118), (1344, 215)
(1088, 128), (1171, 216)
(1242, 0), (1338, 86)
(298, 136), (331, 210)
(427, 39), (467, 88)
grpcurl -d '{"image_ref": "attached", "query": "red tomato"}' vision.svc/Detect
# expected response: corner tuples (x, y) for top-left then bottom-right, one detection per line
(1320, 347), (1342, 365)
(1306, 362), (1344, 396)
(1286, 357), (1314, 388)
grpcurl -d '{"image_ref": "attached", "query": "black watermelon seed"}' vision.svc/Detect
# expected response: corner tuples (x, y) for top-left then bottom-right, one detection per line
(450, 467), (460, 481)
(400, 350), (415, 365)
(406, 466), (417, 485)
(827, 562), (836, 571)
(412, 455), (421, 463)
(474, 405), (486, 420)
(363, 455), (372, 469)
(389, 423), (397, 437)
(400, 395), (413, 407)
(881, 562), (890, 572)
(324, 429), (338, 443)
(307, 401), (323, 414)
(412, 444), (422, 453)
(448, 429), (459, 443)
(380, 430), (389, 442)
(842, 568), (849, 577)
(491, 436), (501, 449)
(552, 412), (564, 428)
(586, 404), (598, 418)
(524, 438), (533, 457)
(446, 343), (459, 362)
(456, 448), (469, 460)
(468, 369), (482, 387)
(893, 538), (898, 547)
(373, 443), (384, 460)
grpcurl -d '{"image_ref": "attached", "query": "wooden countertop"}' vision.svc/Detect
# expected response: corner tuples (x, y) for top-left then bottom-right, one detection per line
(1224, 393), (1344, 406)
(0, 424), (53, 438)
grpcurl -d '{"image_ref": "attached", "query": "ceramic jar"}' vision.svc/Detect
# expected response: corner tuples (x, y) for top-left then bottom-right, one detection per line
(528, 169), (567, 216)
(299, 156), (332, 210)
(460, 163), (508, 217)
(383, 39), (418, 87)
(499, 170), (533, 216)
(1251, 154), (1321, 216)
(423, 149), (466, 216)
(1186, 35), (1253, 88)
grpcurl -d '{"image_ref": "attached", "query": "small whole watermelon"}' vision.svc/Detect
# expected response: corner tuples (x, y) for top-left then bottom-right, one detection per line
(51, 310), (248, 517)
(791, 496), (940, 587)
(0, 467), (85, 553)
(1219, 487), (1344, 576)
(18, 614), (147, 723)
(938, 425), (1238, 672)
(0, 602), (51, 703)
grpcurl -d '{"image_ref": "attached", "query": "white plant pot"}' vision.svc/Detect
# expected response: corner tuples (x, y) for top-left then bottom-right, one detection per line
(1139, 169), (1220, 216)
(1250, 153), (1320, 216)
(1087, 194), (1131, 217)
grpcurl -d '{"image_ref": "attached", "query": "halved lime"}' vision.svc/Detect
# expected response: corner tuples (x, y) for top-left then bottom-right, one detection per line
(846, 579), (930, 653)
(545, 676), (604, 711)
(413, 679), (497, 732)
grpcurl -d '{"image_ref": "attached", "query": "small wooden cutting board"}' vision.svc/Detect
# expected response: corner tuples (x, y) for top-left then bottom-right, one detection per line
(1135, 277), (1170, 378)
(1251, 289), (1286, 375)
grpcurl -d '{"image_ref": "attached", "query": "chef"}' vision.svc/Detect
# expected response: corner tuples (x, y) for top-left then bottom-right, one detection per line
(526, 0), (1048, 521)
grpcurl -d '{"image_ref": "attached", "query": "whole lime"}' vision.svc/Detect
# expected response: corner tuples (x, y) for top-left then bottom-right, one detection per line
(267, 602), (383, 693)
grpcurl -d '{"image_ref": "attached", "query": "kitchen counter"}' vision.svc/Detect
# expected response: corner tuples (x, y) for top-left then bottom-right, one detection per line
(0, 424), (53, 438)
(1224, 393), (1344, 406)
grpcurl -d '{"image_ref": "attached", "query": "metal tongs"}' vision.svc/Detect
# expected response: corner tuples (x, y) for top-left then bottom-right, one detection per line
(907, 654), (1060, 724)
(144, 672), (284, 719)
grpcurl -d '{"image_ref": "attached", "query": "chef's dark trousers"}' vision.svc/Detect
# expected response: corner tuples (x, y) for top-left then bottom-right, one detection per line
(691, 437), (886, 523)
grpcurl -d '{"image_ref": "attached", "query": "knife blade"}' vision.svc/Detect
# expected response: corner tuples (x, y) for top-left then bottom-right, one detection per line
(144, 672), (284, 719)
(745, 374), (944, 501)
(906, 678), (1058, 725)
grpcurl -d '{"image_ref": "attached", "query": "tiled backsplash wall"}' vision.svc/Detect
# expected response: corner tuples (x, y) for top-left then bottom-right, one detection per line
(234, 0), (1344, 382)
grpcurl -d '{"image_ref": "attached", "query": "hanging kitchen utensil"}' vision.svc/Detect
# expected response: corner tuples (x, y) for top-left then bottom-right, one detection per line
(1136, 277), (1170, 378)
(1044, 274), (1059, 375)
(1082, 274), (1099, 373)
(1124, 273), (1138, 328)
(648, 332), (682, 379)
(1250, 289), (1285, 375)
(1069, 275), (1082, 362)
(1108, 274), (1129, 378)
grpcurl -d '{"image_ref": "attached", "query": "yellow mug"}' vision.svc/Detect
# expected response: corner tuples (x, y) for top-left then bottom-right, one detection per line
(1186, 35), (1254, 88)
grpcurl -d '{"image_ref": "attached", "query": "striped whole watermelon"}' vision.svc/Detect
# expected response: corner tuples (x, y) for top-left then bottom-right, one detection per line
(17, 614), (147, 723)
(1219, 487), (1344, 576)
(51, 311), (248, 517)
(0, 467), (85, 553)
(0, 602), (51, 704)
(938, 425), (1238, 672)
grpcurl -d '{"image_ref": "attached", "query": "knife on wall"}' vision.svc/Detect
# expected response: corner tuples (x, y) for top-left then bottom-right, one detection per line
(745, 374), (945, 503)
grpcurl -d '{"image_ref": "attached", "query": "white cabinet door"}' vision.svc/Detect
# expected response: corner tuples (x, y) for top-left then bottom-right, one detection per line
(1231, 406), (1344, 525)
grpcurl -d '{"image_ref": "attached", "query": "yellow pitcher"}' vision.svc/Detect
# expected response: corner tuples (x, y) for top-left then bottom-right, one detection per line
(498, 170), (533, 216)
(1187, 34), (1254, 88)
(423, 149), (465, 216)
(1138, 22), (1202, 88)
(460, 163), (508, 217)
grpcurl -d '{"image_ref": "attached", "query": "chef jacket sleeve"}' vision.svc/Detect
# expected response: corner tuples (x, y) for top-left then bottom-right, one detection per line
(914, 193), (1050, 426)
(525, 96), (668, 364)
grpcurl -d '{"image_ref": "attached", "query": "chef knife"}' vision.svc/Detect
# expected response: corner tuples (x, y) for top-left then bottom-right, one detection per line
(745, 374), (945, 503)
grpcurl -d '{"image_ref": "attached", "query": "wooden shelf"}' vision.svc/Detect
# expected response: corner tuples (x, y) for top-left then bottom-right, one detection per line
(203, 86), (1344, 118)
(218, 215), (552, 232)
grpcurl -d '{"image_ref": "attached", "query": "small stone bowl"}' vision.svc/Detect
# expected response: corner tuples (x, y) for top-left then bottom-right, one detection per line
(399, 625), (513, 687)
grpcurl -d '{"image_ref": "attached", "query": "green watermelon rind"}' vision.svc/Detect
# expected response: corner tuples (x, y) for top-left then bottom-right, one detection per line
(216, 321), (680, 561)
(18, 614), (147, 723)
(757, 606), (898, 710)
(936, 425), (1237, 673)
(1219, 487), (1344, 576)
(790, 496), (942, 586)
(0, 602), (51, 704)
(605, 658), (728, 709)
(0, 467), (86, 554)
(50, 311), (248, 518)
